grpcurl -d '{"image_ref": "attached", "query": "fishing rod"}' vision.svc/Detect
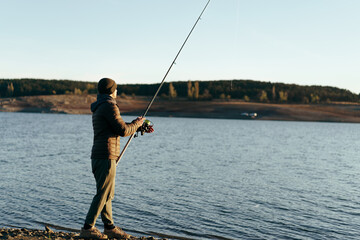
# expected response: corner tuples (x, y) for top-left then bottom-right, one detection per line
(116, 0), (211, 165)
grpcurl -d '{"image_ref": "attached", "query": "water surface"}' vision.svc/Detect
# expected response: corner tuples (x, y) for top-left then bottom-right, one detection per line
(0, 112), (359, 239)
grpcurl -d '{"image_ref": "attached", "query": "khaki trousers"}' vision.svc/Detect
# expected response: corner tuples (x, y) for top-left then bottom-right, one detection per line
(85, 158), (116, 226)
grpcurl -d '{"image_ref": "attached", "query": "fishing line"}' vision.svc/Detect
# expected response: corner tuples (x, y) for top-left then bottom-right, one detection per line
(117, 0), (211, 164)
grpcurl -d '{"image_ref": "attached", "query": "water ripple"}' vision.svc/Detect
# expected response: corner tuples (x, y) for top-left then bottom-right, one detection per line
(1, 113), (360, 239)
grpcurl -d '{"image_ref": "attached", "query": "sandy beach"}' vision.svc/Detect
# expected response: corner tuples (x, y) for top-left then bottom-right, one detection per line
(0, 94), (360, 123)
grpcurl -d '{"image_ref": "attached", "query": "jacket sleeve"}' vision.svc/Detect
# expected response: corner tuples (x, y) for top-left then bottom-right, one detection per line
(103, 102), (142, 137)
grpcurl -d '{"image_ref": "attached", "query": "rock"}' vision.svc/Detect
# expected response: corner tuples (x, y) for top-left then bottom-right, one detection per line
(45, 225), (54, 233)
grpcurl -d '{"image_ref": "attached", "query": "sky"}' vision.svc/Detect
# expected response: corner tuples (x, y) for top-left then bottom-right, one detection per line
(1, 0), (359, 94)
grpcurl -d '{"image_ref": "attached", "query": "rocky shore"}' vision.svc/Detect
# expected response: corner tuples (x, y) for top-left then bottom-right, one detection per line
(0, 227), (163, 240)
(1, 94), (360, 123)
(0, 227), (78, 240)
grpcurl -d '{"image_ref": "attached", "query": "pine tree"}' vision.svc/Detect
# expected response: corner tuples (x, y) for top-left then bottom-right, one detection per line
(272, 85), (276, 101)
(194, 81), (199, 100)
(259, 90), (268, 102)
(279, 91), (288, 102)
(187, 81), (193, 99)
(169, 83), (177, 99)
(7, 82), (14, 97)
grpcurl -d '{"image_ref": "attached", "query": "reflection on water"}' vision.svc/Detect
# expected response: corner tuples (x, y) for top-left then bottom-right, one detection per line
(1, 112), (360, 239)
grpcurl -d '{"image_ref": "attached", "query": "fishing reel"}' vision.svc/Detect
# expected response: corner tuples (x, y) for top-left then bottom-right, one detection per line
(135, 119), (154, 138)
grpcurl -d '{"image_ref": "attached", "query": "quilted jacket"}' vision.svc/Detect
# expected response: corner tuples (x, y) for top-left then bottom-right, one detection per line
(90, 94), (142, 160)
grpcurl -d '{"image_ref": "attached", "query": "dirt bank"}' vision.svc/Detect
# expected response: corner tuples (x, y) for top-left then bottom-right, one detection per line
(1, 95), (360, 123)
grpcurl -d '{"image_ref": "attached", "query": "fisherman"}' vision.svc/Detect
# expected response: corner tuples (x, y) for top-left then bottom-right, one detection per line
(80, 78), (152, 239)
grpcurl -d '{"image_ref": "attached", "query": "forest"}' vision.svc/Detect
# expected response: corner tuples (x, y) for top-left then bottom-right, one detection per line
(1, 78), (359, 103)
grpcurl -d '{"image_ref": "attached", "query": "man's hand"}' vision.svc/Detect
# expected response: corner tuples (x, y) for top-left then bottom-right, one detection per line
(133, 116), (146, 125)
(134, 118), (154, 137)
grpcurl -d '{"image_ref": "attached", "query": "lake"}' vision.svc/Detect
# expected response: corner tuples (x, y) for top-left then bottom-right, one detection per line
(0, 112), (359, 239)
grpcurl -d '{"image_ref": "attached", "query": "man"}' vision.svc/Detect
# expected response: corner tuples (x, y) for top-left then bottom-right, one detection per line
(80, 78), (148, 239)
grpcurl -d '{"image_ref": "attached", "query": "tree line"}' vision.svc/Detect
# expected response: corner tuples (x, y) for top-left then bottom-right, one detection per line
(1, 78), (359, 103)
(0, 78), (98, 97)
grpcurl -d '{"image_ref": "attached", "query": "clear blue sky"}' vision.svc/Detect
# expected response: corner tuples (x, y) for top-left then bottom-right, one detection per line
(1, 0), (359, 93)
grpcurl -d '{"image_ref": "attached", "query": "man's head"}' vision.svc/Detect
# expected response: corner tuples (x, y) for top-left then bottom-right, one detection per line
(98, 78), (117, 95)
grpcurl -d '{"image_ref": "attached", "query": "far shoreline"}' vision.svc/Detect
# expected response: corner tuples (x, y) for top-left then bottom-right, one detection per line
(1, 94), (360, 123)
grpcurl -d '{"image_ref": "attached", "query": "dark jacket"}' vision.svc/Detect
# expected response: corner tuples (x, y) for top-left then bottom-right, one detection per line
(90, 94), (141, 160)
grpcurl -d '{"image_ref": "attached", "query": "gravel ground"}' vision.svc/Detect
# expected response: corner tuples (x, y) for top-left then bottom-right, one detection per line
(0, 227), (163, 240)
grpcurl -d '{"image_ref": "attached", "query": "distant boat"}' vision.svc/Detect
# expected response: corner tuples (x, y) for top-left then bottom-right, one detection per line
(241, 112), (257, 119)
